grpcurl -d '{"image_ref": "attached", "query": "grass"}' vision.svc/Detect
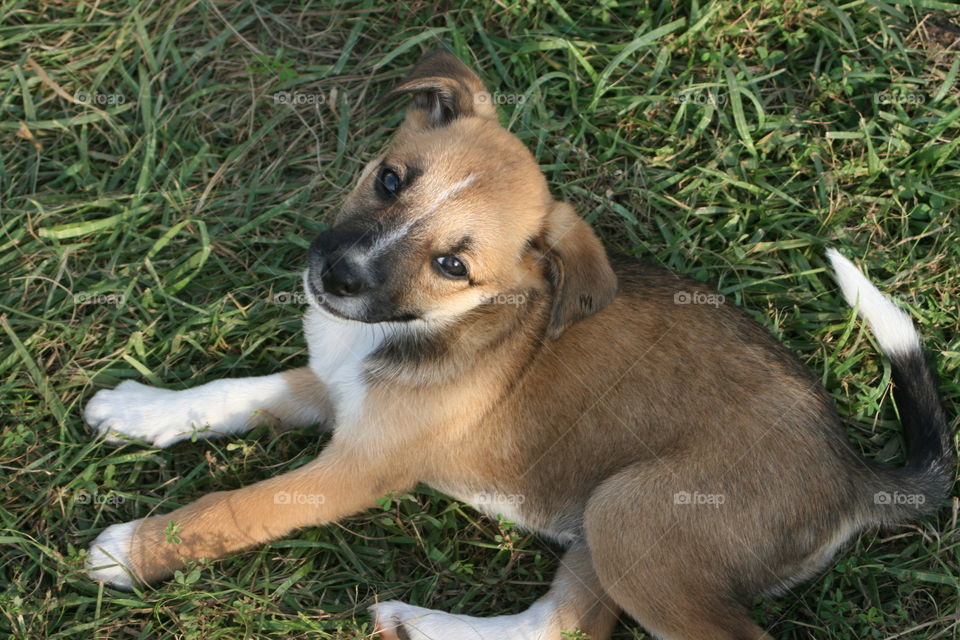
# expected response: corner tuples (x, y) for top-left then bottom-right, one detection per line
(1, 0), (958, 638)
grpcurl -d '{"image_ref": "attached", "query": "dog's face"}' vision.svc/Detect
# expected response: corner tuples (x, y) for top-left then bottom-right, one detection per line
(308, 51), (617, 337)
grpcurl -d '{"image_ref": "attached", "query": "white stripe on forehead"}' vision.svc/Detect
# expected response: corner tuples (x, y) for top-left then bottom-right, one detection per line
(428, 173), (478, 213)
(367, 216), (419, 257)
(358, 156), (384, 182)
(364, 172), (478, 258)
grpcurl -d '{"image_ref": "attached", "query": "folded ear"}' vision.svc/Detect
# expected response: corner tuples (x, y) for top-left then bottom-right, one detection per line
(383, 50), (497, 129)
(539, 202), (618, 340)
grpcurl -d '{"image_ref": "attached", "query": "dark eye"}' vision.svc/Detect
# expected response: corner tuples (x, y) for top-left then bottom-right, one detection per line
(435, 255), (468, 279)
(375, 167), (402, 200)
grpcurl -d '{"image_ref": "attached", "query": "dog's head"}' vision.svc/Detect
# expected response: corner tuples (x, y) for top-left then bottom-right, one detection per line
(307, 50), (616, 339)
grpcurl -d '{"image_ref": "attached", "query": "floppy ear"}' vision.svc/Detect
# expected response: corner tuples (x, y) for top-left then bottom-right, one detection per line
(383, 49), (497, 129)
(539, 202), (618, 340)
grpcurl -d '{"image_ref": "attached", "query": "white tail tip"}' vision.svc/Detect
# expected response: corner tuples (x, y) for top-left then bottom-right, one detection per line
(826, 249), (921, 357)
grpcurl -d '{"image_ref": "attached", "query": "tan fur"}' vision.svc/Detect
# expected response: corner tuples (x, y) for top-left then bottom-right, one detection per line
(86, 51), (948, 640)
(275, 367), (332, 427)
(127, 437), (416, 584)
(538, 201), (618, 339)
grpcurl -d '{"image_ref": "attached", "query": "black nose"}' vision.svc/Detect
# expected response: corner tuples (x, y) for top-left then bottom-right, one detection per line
(309, 228), (376, 298)
(321, 259), (368, 297)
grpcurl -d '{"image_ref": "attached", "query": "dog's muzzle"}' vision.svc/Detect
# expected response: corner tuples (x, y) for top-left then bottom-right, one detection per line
(308, 228), (379, 299)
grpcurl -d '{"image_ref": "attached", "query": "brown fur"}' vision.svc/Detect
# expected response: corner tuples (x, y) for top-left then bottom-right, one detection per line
(86, 51), (951, 640)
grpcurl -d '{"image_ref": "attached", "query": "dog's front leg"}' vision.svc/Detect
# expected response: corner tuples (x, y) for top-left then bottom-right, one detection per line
(87, 437), (411, 589)
(84, 367), (330, 447)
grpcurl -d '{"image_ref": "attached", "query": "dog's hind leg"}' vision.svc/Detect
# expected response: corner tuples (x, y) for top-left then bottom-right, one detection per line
(584, 462), (773, 640)
(371, 542), (620, 640)
(84, 366), (331, 447)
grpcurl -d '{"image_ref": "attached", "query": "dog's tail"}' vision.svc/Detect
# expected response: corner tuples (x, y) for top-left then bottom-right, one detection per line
(827, 249), (955, 524)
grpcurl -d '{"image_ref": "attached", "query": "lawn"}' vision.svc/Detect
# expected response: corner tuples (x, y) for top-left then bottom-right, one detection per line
(1, 1), (958, 638)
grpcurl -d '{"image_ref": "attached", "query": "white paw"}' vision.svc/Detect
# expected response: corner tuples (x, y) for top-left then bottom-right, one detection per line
(86, 519), (141, 590)
(371, 601), (438, 640)
(369, 601), (491, 640)
(370, 598), (555, 640)
(84, 380), (224, 448)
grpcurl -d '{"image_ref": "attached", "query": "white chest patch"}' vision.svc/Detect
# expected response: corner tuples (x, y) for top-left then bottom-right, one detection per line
(303, 306), (394, 427)
(431, 483), (579, 546)
(436, 484), (537, 529)
(465, 491), (529, 525)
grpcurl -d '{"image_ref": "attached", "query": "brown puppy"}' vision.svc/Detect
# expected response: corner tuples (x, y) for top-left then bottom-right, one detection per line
(85, 51), (955, 640)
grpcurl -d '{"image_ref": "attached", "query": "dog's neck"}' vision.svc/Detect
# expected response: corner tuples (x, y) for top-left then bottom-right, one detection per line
(366, 287), (550, 388)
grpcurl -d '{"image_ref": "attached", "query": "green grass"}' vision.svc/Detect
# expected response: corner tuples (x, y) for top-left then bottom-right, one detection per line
(2, 1), (959, 638)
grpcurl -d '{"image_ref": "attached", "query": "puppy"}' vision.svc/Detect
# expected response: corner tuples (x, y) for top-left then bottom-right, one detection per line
(85, 51), (955, 640)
